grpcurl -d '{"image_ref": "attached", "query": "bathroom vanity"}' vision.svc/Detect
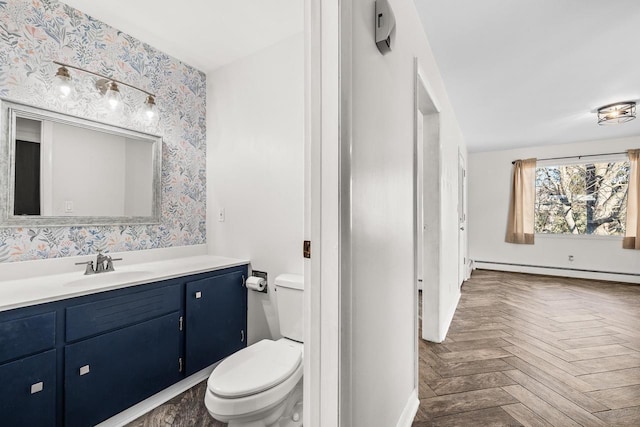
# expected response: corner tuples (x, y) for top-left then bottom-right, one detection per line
(0, 256), (248, 427)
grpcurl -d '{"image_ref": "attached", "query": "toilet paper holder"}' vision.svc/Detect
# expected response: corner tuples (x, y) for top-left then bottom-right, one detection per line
(247, 270), (268, 293)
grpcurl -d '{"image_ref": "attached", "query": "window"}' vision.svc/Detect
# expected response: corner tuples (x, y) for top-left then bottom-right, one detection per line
(535, 159), (629, 236)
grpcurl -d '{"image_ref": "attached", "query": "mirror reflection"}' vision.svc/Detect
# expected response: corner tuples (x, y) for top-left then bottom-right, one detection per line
(14, 117), (153, 217)
(1, 100), (162, 226)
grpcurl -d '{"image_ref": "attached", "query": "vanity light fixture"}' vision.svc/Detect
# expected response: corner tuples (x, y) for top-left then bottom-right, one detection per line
(53, 65), (73, 98)
(143, 95), (157, 119)
(597, 101), (636, 125)
(52, 61), (157, 119)
(98, 80), (123, 111)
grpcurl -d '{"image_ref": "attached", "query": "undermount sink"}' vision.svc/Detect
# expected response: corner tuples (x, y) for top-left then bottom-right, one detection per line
(64, 270), (152, 287)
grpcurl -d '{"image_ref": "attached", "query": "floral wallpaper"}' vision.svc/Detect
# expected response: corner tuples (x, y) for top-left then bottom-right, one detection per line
(0, 0), (207, 262)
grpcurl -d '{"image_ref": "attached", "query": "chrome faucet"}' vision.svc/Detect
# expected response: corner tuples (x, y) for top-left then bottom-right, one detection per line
(95, 251), (109, 273)
(75, 260), (95, 275)
(75, 251), (123, 275)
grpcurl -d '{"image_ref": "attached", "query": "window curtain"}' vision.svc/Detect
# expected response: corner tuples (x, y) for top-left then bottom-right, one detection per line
(506, 158), (536, 244)
(623, 149), (640, 249)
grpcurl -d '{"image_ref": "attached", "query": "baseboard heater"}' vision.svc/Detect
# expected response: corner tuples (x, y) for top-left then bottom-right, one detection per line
(474, 260), (640, 277)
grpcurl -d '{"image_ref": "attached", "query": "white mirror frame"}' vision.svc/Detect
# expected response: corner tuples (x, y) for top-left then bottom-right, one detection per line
(0, 99), (162, 227)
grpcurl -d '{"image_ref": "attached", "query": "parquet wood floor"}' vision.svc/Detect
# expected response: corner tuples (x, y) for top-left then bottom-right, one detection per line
(413, 270), (640, 426)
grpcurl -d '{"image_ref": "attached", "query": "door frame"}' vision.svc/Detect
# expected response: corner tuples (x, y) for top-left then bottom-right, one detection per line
(304, 0), (348, 425)
(458, 150), (468, 286)
(414, 59), (442, 345)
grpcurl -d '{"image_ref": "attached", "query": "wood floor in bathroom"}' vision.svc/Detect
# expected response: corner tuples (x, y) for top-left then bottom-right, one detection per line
(126, 381), (225, 427)
(414, 269), (640, 426)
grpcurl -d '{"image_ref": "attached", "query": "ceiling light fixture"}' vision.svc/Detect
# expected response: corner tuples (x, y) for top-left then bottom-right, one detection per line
(597, 101), (636, 126)
(52, 61), (157, 119)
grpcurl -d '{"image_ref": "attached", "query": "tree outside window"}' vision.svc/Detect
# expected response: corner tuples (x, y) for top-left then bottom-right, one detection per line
(535, 160), (629, 235)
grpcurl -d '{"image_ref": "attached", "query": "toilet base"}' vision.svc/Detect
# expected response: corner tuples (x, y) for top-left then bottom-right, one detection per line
(214, 380), (303, 427)
(278, 400), (303, 427)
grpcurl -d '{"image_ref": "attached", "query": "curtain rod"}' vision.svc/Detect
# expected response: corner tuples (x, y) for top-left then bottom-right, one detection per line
(511, 151), (627, 165)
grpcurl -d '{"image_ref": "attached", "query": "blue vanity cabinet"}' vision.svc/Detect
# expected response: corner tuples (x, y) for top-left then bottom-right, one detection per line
(63, 282), (183, 427)
(0, 263), (249, 427)
(185, 268), (248, 375)
(0, 311), (57, 427)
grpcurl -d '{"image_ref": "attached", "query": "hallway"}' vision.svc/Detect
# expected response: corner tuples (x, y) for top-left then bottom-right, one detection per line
(414, 270), (640, 426)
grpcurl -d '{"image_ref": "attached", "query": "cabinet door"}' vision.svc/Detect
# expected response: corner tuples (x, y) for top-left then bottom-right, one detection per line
(185, 270), (247, 375)
(0, 349), (56, 427)
(64, 312), (182, 427)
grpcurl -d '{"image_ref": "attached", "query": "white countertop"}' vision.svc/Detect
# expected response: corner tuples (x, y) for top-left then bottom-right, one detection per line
(0, 254), (249, 312)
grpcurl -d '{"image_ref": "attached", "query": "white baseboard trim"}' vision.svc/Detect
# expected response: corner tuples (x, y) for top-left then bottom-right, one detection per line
(97, 363), (218, 427)
(395, 388), (419, 427)
(474, 261), (640, 284)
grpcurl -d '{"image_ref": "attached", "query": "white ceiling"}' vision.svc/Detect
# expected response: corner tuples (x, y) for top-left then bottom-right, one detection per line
(415, 0), (640, 152)
(60, 1), (640, 152)
(61, 0), (303, 74)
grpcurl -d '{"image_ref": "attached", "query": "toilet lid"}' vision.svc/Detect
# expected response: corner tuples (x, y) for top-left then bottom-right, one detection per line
(209, 339), (302, 398)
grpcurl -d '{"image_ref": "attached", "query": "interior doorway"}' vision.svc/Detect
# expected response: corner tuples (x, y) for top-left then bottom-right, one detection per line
(458, 151), (467, 287)
(416, 112), (424, 292)
(413, 59), (441, 346)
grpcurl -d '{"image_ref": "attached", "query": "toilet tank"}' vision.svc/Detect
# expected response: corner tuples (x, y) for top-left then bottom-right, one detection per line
(275, 274), (304, 342)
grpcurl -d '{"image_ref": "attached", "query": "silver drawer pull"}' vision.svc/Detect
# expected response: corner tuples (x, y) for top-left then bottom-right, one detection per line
(79, 365), (90, 376)
(30, 382), (43, 394)
(241, 330), (245, 342)
(195, 291), (202, 299)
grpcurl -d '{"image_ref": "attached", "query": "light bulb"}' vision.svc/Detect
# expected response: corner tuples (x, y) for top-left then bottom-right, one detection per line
(104, 82), (122, 111)
(54, 66), (73, 99)
(58, 81), (71, 98)
(143, 95), (156, 120)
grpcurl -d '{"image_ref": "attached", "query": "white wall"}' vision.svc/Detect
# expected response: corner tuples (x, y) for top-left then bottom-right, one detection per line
(346, 0), (466, 424)
(469, 135), (640, 283)
(207, 34), (304, 344)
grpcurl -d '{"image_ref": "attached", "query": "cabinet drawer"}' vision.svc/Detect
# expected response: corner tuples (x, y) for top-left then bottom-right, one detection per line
(66, 284), (180, 341)
(0, 312), (56, 363)
(0, 349), (56, 427)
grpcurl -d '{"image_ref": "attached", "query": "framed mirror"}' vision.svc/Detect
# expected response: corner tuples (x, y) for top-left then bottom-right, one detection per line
(0, 99), (162, 227)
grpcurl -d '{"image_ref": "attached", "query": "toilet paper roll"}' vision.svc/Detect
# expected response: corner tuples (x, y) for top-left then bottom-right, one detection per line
(246, 276), (267, 292)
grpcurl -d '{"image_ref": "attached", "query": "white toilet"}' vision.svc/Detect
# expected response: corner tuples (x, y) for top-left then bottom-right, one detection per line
(205, 274), (304, 427)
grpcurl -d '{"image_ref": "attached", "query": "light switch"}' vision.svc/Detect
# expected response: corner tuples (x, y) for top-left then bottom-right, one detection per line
(218, 208), (225, 222)
(30, 382), (43, 394)
(79, 365), (90, 376)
